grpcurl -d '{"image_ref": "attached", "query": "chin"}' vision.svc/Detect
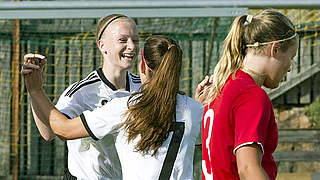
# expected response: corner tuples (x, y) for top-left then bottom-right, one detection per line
(264, 81), (280, 89)
(123, 64), (133, 70)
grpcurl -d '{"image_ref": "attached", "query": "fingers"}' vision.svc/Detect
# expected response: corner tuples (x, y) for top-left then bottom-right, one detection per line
(194, 76), (208, 101)
(24, 53), (46, 61)
(21, 68), (34, 75)
(23, 53), (47, 75)
(22, 62), (41, 69)
(195, 75), (210, 94)
(24, 53), (47, 66)
(194, 75), (214, 105)
(199, 75), (210, 87)
(21, 62), (41, 75)
(209, 74), (214, 83)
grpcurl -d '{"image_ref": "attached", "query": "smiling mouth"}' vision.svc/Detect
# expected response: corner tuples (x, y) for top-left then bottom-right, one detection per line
(122, 53), (135, 60)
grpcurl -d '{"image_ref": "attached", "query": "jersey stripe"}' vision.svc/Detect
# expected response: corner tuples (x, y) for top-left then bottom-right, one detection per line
(159, 122), (185, 180)
(65, 73), (98, 96)
(65, 74), (99, 97)
(129, 73), (140, 79)
(68, 79), (101, 97)
(132, 79), (141, 84)
(130, 73), (141, 84)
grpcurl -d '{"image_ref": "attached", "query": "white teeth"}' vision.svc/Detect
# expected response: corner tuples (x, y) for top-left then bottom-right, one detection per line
(123, 53), (134, 58)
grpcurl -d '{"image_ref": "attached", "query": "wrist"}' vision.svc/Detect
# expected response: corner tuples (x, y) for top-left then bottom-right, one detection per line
(28, 88), (44, 97)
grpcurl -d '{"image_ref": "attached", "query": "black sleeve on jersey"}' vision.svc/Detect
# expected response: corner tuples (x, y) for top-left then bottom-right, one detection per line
(178, 91), (186, 95)
(62, 113), (71, 119)
(79, 114), (99, 141)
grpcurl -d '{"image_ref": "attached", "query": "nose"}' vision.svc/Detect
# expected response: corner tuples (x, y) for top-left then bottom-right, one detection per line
(127, 39), (135, 51)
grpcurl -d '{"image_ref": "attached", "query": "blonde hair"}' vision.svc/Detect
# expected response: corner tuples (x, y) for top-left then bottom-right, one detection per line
(121, 35), (182, 156)
(203, 10), (298, 104)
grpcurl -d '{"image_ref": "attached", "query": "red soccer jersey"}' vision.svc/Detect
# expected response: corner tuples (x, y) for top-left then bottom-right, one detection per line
(202, 70), (278, 180)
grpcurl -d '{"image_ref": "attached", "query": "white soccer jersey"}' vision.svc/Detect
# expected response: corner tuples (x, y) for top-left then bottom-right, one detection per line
(81, 94), (203, 180)
(55, 68), (141, 180)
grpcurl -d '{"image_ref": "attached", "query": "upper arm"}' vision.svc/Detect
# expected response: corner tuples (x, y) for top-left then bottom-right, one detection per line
(31, 83), (80, 141)
(51, 115), (89, 140)
(236, 143), (263, 168)
(235, 143), (270, 180)
(53, 86), (90, 140)
(81, 98), (128, 140)
(233, 89), (272, 154)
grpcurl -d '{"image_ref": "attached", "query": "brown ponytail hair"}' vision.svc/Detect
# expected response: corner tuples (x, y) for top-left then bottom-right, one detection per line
(203, 10), (297, 104)
(122, 35), (182, 156)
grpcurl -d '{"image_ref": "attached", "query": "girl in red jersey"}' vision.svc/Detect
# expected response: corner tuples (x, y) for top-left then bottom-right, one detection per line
(198, 10), (298, 180)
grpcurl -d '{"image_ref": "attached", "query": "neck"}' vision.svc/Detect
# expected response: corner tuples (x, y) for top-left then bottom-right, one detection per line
(242, 53), (268, 87)
(241, 67), (266, 87)
(102, 66), (127, 90)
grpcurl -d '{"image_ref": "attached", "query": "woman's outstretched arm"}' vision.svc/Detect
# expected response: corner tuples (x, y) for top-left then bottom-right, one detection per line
(22, 57), (89, 140)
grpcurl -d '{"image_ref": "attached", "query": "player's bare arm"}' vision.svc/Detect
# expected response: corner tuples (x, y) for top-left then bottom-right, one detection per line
(22, 55), (89, 140)
(236, 143), (270, 180)
(22, 54), (57, 141)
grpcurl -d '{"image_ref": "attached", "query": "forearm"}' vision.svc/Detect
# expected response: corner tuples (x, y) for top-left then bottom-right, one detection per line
(31, 104), (56, 141)
(238, 165), (269, 180)
(29, 89), (70, 140)
(23, 55), (88, 140)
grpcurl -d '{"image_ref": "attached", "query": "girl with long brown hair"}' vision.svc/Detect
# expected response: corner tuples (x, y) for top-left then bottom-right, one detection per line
(22, 35), (203, 180)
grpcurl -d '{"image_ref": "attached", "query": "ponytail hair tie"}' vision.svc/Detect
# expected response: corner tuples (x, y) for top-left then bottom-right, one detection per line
(244, 15), (253, 26)
(168, 44), (175, 50)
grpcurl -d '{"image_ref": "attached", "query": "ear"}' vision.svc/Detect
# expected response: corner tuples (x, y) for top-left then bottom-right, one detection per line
(139, 59), (147, 81)
(270, 41), (280, 57)
(97, 39), (104, 51)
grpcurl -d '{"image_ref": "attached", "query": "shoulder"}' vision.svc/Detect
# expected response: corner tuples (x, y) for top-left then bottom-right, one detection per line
(240, 86), (269, 104)
(128, 72), (141, 84)
(223, 71), (269, 103)
(177, 94), (202, 107)
(55, 70), (101, 109)
(63, 70), (101, 98)
(109, 95), (129, 105)
(177, 95), (204, 118)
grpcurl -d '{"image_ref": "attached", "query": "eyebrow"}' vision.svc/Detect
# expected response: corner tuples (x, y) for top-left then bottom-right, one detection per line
(117, 34), (139, 39)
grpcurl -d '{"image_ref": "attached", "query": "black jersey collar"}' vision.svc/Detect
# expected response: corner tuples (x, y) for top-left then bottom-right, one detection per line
(96, 68), (130, 91)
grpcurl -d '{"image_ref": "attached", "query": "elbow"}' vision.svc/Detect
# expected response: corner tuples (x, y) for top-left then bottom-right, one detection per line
(238, 165), (250, 180)
(50, 119), (73, 141)
(52, 130), (73, 141)
(238, 163), (258, 179)
(43, 135), (55, 142)
(55, 134), (69, 141)
(237, 164), (268, 180)
(39, 132), (56, 142)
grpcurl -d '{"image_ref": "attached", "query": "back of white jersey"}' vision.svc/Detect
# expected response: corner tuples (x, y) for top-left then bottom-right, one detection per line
(55, 68), (141, 180)
(81, 94), (203, 180)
